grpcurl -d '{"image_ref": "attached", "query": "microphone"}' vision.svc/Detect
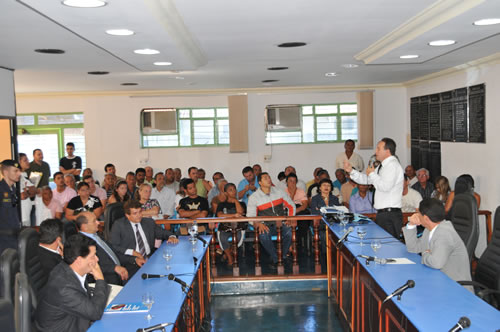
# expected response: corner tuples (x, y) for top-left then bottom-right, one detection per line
(141, 273), (167, 280)
(448, 317), (471, 332)
(168, 273), (188, 289)
(337, 227), (354, 246)
(136, 322), (173, 332)
(196, 234), (207, 247)
(383, 280), (415, 303)
(358, 255), (395, 265)
(193, 256), (198, 267)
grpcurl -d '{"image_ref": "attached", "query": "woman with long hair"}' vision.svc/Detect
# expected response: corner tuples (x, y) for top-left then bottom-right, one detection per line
(107, 180), (129, 204)
(431, 176), (450, 204)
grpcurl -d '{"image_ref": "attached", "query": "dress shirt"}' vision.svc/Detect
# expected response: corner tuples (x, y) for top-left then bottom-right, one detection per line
(125, 221), (151, 256)
(80, 231), (120, 265)
(401, 188), (423, 213)
(52, 186), (77, 206)
(349, 192), (376, 214)
(151, 186), (176, 216)
(335, 152), (365, 171)
(350, 155), (404, 210)
(73, 271), (87, 292)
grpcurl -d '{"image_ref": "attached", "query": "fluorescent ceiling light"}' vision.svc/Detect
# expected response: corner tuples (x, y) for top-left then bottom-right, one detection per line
(428, 40), (456, 46)
(473, 18), (500, 26)
(134, 49), (160, 55)
(400, 55), (419, 59)
(62, 0), (107, 8)
(325, 72), (338, 77)
(106, 29), (134, 36)
(153, 62), (172, 66)
(342, 64), (358, 68)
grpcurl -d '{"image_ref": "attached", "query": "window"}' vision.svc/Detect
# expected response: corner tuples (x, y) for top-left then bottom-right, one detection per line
(17, 113), (86, 176)
(141, 108), (229, 148)
(265, 103), (357, 145)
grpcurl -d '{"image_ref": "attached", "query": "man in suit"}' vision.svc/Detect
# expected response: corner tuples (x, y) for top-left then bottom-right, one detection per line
(110, 200), (178, 275)
(37, 218), (64, 277)
(35, 234), (109, 332)
(403, 198), (473, 291)
(76, 212), (130, 284)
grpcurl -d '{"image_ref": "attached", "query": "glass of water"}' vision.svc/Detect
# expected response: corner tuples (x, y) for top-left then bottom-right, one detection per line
(357, 227), (367, 246)
(163, 246), (173, 270)
(371, 240), (382, 259)
(142, 292), (154, 320)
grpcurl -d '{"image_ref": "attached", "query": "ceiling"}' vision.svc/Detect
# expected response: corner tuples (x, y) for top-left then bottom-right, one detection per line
(1, 0), (499, 93)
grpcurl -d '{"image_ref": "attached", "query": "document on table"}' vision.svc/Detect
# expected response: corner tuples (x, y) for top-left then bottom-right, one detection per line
(386, 258), (415, 264)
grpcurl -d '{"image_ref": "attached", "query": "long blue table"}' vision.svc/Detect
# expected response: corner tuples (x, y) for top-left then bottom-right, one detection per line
(88, 235), (211, 332)
(326, 216), (500, 331)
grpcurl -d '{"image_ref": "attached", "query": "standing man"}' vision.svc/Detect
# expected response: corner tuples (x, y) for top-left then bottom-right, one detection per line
(28, 149), (51, 188)
(59, 142), (82, 181)
(344, 137), (404, 238)
(0, 160), (22, 254)
(336, 139), (365, 172)
(252, 164), (262, 178)
(238, 166), (260, 206)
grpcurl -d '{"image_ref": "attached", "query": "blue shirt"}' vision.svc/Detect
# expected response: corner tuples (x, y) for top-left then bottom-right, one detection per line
(349, 191), (376, 214)
(237, 178), (260, 205)
(332, 180), (342, 190)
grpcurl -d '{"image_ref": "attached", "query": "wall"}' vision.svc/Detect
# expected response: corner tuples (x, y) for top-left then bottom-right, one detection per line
(0, 68), (15, 117)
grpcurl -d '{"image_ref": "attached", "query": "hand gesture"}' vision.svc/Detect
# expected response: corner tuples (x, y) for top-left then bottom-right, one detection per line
(343, 160), (352, 173)
(366, 164), (375, 175)
(256, 223), (269, 234)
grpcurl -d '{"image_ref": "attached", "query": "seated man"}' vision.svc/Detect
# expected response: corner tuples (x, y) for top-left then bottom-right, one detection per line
(151, 172), (176, 218)
(135, 167), (146, 186)
(125, 171), (137, 199)
(52, 171), (77, 208)
(64, 174), (77, 191)
(402, 176), (423, 213)
(35, 186), (63, 225)
(77, 212), (129, 284)
(207, 172), (224, 209)
(411, 168), (434, 199)
(179, 179), (209, 232)
(403, 198), (472, 291)
(349, 184), (376, 214)
(35, 234), (109, 332)
(237, 166), (260, 206)
(247, 172), (296, 269)
(405, 165), (418, 187)
(37, 218), (64, 277)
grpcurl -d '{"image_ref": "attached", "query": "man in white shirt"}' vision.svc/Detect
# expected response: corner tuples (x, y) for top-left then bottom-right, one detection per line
(344, 137), (404, 238)
(336, 139), (365, 172)
(402, 176), (423, 213)
(150, 172), (176, 217)
(164, 168), (180, 193)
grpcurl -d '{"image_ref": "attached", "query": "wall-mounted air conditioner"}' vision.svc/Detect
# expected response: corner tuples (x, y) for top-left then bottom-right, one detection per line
(141, 109), (177, 135)
(265, 105), (302, 131)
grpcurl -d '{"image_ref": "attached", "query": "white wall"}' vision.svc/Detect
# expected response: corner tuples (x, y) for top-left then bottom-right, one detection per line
(0, 68), (15, 117)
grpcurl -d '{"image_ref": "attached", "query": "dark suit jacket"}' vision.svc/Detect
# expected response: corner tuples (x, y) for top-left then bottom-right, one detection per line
(110, 217), (174, 258)
(35, 262), (109, 332)
(37, 245), (62, 278)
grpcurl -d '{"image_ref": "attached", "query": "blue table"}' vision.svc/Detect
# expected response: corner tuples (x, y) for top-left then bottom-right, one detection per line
(88, 235), (211, 332)
(326, 215), (500, 331)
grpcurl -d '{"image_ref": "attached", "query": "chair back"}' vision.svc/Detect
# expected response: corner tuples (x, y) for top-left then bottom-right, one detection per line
(104, 202), (125, 240)
(14, 273), (32, 332)
(474, 206), (500, 306)
(0, 249), (19, 304)
(18, 228), (46, 304)
(0, 298), (15, 332)
(450, 193), (479, 262)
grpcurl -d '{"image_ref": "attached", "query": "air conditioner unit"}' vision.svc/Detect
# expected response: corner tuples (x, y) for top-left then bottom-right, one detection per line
(141, 109), (177, 135)
(265, 105), (302, 131)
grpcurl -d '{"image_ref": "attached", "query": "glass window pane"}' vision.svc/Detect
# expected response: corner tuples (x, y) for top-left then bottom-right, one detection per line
(217, 119), (229, 145)
(340, 104), (357, 114)
(316, 116), (337, 141)
(179, 109), (190, 118)
(302, 106), (313, 115)
(18, 134), (60, 178)
(192, 109), (215, 118)
(37, 114), (83, 125)
(63, 128), (87, 170)
(266, 131), (301, 144)
(143, 135), (179, 147)
(216, 108), (228, 118)
(193, 120), (214, 145)
(17, 115), (35, 126)
(341, 116), (358, 140)
(179, 119), (191, 146)
(302, 116), (314, 143)
(315, 105), (338, 115)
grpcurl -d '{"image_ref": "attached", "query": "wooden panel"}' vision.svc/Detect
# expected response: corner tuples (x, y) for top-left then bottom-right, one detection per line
(228, 95), (248, 152)
(356, 91), (374, 149)
(339, 250), (355, 330)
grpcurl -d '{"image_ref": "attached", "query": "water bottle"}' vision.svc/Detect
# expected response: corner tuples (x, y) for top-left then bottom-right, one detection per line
(223, 208), (228, 214)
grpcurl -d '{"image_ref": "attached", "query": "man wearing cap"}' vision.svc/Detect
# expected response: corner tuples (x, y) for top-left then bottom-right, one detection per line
(0, 159), (22, 254)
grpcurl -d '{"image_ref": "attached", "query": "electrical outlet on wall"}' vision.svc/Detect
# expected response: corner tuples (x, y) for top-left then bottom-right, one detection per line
(264, 155), (272, 162)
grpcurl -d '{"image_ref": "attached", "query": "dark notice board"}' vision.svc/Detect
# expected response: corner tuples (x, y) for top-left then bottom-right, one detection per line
(410, 98), (420, 140)
(411, 140), (420, 170)
(429, 142), (441, 181)
(429, 94), (441, 141)
(440, 91), (454, 141)
(468, 84), (486, 143)
(419, 96), (430, 140)
(453, 88), (468, 142)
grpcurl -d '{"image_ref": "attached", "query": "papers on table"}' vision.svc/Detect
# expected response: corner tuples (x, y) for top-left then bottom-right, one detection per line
(385, 258), (416, 265)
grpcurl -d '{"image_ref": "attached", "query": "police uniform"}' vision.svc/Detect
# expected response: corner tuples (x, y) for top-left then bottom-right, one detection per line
(0, 160), (21, 254)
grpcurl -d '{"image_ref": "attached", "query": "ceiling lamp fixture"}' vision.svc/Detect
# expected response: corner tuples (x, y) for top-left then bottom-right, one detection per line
(134, 49), (160, 55)
(325, 72), (338, 77)
(400, 55), (419, 59)
(106, 29), (134, 36)
(428, 40), (456, 46)
(62, 0), (107, 8)
(277, 42), (307, 48)
(473, 18), (500, 26)
(154, 62), (172, 66)
(342, 64), (358, 68)
(34, 49), (65, 54)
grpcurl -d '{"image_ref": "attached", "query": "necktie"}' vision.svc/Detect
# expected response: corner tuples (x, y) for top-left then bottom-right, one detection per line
(136, 224), (147, 257)
(93, 235), (120, 265)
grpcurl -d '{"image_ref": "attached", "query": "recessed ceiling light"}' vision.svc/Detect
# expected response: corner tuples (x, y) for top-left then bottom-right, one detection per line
(62, 0), (107, 8)
(277, 42), (307, 48)
(262, 79), (279, 83)
(325, 72), (338, 77)
(342, 64), (358, 68)
(106, 29), (134, 36)
(473, 18), (500, 26)
(121, 83), (138, 86)
(34, 49), (65, 54)
(88, 71), (109, 75)
(267, 66), (289, 71)
(134, 49), (160, 55)
(400, 55), (419, 59)
(428, 40), (456, 46)
(153, 62), (172, 66)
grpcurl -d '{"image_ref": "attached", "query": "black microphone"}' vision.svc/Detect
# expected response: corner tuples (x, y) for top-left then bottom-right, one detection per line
(196, 234), (207, 247)
(337, 227), (354, 245)
(136, 322), (173, 332)
(448, 317), (471, 332)
(141, 273), (167, 280)
(358, 255), (395, 265)
(193, 256), (198, 267)
(383, 280), (415, 303)
(168, 273), (188, 288)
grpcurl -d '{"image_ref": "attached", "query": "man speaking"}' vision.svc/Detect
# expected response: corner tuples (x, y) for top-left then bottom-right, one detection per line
(344, 137), (404, 238)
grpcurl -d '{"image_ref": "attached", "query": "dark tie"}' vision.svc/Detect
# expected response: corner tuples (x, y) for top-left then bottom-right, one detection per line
(135, 224), (146, 257)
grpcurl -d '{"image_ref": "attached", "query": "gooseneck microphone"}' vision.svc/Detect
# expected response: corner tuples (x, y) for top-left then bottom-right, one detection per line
(383, 280), (415, 303)
(168, 273), (188, 288)
(448, 317), (471, 332)
(337, 227), (354, 246)
(142, 273), (167, 280)
(196, 234), (208, 247)
(357, 255), (395, 265)
(136, 322), (173, 332)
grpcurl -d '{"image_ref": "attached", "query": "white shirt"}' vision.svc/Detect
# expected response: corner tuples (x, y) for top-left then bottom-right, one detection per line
(125, 220), (151, 256)
(20, 172), (34, 226)
(350, 155), (404, 210)
(402, 188), (423, 213)
(165, 181), (180, 193)
(39, 244), (60, 255)
(73, 270), (87, 292)
(336, 152), (365, 172)
(151, 185), (176, 216)
(408, 176), (418, 187)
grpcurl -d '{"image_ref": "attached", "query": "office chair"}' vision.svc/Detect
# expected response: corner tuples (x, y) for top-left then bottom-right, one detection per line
(450, 193), (479, 263)
(0, 248), (19, 304)
(0, 298), (15, 332)
(14, 273), (33, 332)
(104, 202), (125, 240)
(18, 228), (46, 306)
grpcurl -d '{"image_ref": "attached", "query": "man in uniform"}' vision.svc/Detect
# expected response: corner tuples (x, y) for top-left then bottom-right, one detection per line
(0, 159), (22, 254)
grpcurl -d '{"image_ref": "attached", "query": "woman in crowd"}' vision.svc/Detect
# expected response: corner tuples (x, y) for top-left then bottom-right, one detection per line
(444, 174), (481, 214)
(107, 180), (129, 204)
(431, 176), (451, 204)
(65, 181), (103, 221)
(135, 183), (162, 217)
(310, 178), (340, 214)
